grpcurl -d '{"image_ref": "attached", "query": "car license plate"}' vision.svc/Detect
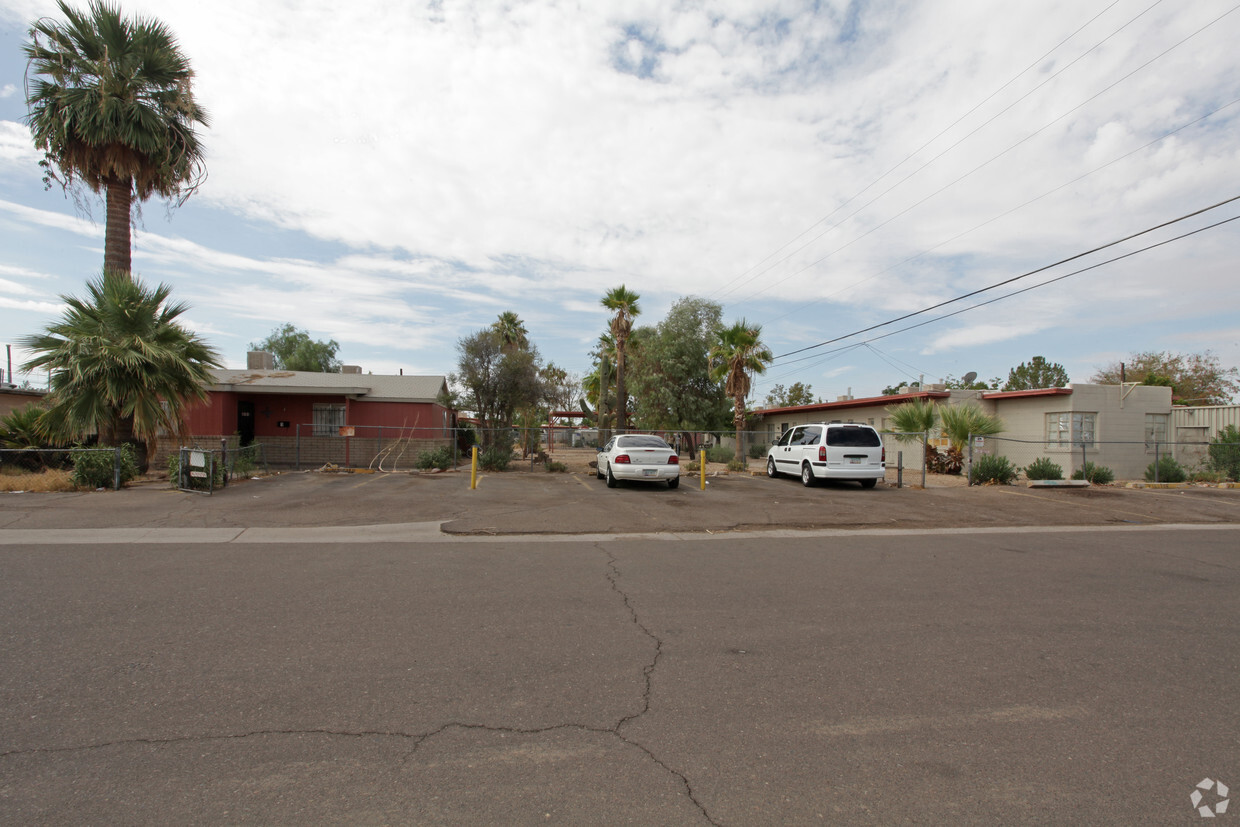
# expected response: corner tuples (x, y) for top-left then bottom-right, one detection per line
(643, 469), (658, 476)
(849, 457), (861, 464)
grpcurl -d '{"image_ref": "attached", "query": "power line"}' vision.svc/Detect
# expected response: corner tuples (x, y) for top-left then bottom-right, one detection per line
(731, 2), (1239, 309)
(707, 0), (1129, 301)
(770, 209), (1240, 370)
(757, 95), (1240, 328)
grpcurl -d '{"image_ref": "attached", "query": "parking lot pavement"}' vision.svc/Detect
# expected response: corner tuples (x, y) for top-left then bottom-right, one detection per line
(0, 469), (1237, 534)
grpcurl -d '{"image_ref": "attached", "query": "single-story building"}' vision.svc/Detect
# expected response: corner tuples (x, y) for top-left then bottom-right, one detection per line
(755, 383), (1174, 480)
(1171, 404), (1240, 469)
(162, 351), (454, 469)
(0, 386), (46, 419)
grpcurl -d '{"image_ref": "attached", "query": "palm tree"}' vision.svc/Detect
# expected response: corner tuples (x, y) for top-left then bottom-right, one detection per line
(938, 403), (1004, 451)
(24, 0), (209, 276)
(585, 331), (617, 441)
(492, 311), (529, 353)
(709, 319), (773, 463)
(600, 286), (640, 432)
(885, 398), (940, 465)
(20, 271), (222, 456)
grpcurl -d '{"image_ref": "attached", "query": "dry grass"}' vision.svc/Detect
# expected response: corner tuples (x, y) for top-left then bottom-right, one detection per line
(0, 467), (77, 492)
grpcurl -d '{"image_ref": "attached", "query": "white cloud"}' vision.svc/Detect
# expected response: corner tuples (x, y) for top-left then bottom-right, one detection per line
(0, 121), (39, 165)
(0, 84), (16, 100)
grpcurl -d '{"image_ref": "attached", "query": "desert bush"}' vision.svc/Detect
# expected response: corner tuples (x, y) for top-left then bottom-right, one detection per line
(478, 444), (514, 471)
(545, 460), (568, 473)
(1207, 425), (1240, 481)
(726, 459), (747, 472)
(705, 445), (734, 464)
(1145, 455), (1187, 483)
(0, 467), (75, 492)
(230, 445), (261, 477)
(1191, 468), (1228, 484)
(969, 454), (1019, 485)
(416, 445), (455, 471)
(1071, 462), (1114, 485)
(73, 445), (138, 489)
(748, 442), (767, 459)
(1023, 457), (1063, 481)
(684, 460), (701, 472)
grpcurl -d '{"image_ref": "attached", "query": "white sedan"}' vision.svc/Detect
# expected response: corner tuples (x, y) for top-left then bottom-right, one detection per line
(596, 434), (681, 489)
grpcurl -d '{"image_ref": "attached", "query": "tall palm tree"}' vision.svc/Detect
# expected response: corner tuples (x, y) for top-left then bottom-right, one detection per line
(24, 0), (209, 276)
(601, 285), (640, 432)
(20, 271), (222, 453)
(492, 311), (529, 353)
(709, 319), (773, 462)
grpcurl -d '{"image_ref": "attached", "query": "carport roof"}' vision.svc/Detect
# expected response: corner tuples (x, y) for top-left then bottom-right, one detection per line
(208, 369), (447, 403)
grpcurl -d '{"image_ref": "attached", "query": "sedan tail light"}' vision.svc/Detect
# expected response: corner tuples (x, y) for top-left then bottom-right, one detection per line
(667, 455), (679, 465)
(614, 454), (631, 464)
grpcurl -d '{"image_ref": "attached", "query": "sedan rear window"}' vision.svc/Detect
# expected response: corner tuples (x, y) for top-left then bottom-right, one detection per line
(617, 436), (672, 449)
(826, 427), (882, 447)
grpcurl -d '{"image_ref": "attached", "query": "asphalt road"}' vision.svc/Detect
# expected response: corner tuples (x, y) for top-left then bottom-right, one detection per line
(2, 516), (1237, 824)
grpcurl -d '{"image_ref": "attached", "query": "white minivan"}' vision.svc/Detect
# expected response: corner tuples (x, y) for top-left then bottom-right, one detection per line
(766, 423), (885, 488)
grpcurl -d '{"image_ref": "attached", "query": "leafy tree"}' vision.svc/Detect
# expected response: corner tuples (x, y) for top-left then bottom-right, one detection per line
(451, 328), (545, 447)
(938, 403), (1004, 451)
(763, 382), (815, 408)
(1091, 351), (1239, 406)
(881, 380), (920, 395)
(250, 324), (341, 372)
(943, 374), (1000, 390)
(24, 1), (209, 276)
(626, 297), (730, 446)
(20, 271), (221, 453)
(601, 285), (640, 432)
(710, 319), (773, 462)
(1003, 356), (1069, 391)
(541, 363), (578, 412)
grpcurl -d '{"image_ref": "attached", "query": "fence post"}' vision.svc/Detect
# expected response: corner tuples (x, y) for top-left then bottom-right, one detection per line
(966, 433), (974, 486)
(296, 424), (301, 471)
(470, 445), (478, 490)
(1154, 442), (1160, 483)
(897, 450), (903, 489)
(220, 438), (229, 488)
(113, 446), (122, 491)
(1080, 441), (1087, 480)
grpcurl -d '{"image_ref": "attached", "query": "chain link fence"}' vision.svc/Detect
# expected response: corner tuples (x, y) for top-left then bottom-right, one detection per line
(174, 444), (269, 494)
(0, 446), (131, 490)
(966, 436), (1240, 485)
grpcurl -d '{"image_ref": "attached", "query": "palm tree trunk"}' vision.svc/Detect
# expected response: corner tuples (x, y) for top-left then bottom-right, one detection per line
(105, 175), (133, 276)
(734, 398), (745, 465)
(615, 346), (627, 433)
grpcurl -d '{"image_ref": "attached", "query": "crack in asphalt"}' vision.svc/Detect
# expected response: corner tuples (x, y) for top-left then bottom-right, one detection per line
(0, 547), (720, 825)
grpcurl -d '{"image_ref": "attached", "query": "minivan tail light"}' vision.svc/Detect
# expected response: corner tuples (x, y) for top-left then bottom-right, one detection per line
(882, 446), (886, 463)
(818, 445), (826, 462)
(614, 454), (631, 464)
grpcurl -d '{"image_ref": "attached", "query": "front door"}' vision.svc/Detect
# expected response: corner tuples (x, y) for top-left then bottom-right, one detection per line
(237, 400), (255, 446)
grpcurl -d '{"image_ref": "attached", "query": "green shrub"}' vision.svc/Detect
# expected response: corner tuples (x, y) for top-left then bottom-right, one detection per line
(545, 460), (568, 473)
(416, 445), (455, 471)
(1145, 455), (1187, 483)
(1071, 462), (1114, 485)
(478, 444), (513, 471)
(1191, 468), (1228, 484)
(969, 454), (1019, 485)
(747, 443), (767, 459)
(684, 460), (701, 472)
(1207, 425), (1240, 481)
(705, 445), (734, 464)
(73, 444), (138, 489)
(1023, 457), (1063, 481)
(726, 459), (747, 472)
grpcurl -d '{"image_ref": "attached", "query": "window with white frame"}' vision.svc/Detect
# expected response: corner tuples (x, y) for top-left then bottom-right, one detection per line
(1144, 413), (1169, 449)
(313, 403), (346, 436)
(1045, 412), (1095, 447)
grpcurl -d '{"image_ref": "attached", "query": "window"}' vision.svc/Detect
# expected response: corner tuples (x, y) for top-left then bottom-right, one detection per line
(1144, 413), (1169, 449)
(313, 403), (346, 436)
(1046, 412), (1095, 447)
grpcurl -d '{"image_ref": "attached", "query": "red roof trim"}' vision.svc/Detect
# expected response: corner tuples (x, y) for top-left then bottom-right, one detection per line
(981, 388), (1073, 400)
(757, 391), (951, 416)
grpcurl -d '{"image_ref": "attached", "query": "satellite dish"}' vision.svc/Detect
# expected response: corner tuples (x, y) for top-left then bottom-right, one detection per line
(962, 371), (978, 384)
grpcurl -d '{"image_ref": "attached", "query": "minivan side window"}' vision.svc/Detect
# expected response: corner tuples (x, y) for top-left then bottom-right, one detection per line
(803, 428), (822, 446)
(826, 427), (882, 447)
(776, 430), (794, 447)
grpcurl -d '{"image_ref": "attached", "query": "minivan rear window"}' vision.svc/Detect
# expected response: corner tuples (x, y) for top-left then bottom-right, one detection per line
(826, 427), (882, 447)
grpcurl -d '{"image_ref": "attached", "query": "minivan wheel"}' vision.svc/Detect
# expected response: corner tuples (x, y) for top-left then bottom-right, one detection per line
(860, 478), (877, 489)
(766, 458), (778, 478)
(801, 463), (815, 487)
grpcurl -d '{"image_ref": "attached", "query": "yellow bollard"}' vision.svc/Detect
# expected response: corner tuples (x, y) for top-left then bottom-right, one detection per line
(700, 449), (706, 490)
(470, 445), (478, 489)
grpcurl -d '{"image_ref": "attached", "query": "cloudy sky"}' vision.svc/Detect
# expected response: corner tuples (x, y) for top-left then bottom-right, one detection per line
(1, 0), (1237, 402)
